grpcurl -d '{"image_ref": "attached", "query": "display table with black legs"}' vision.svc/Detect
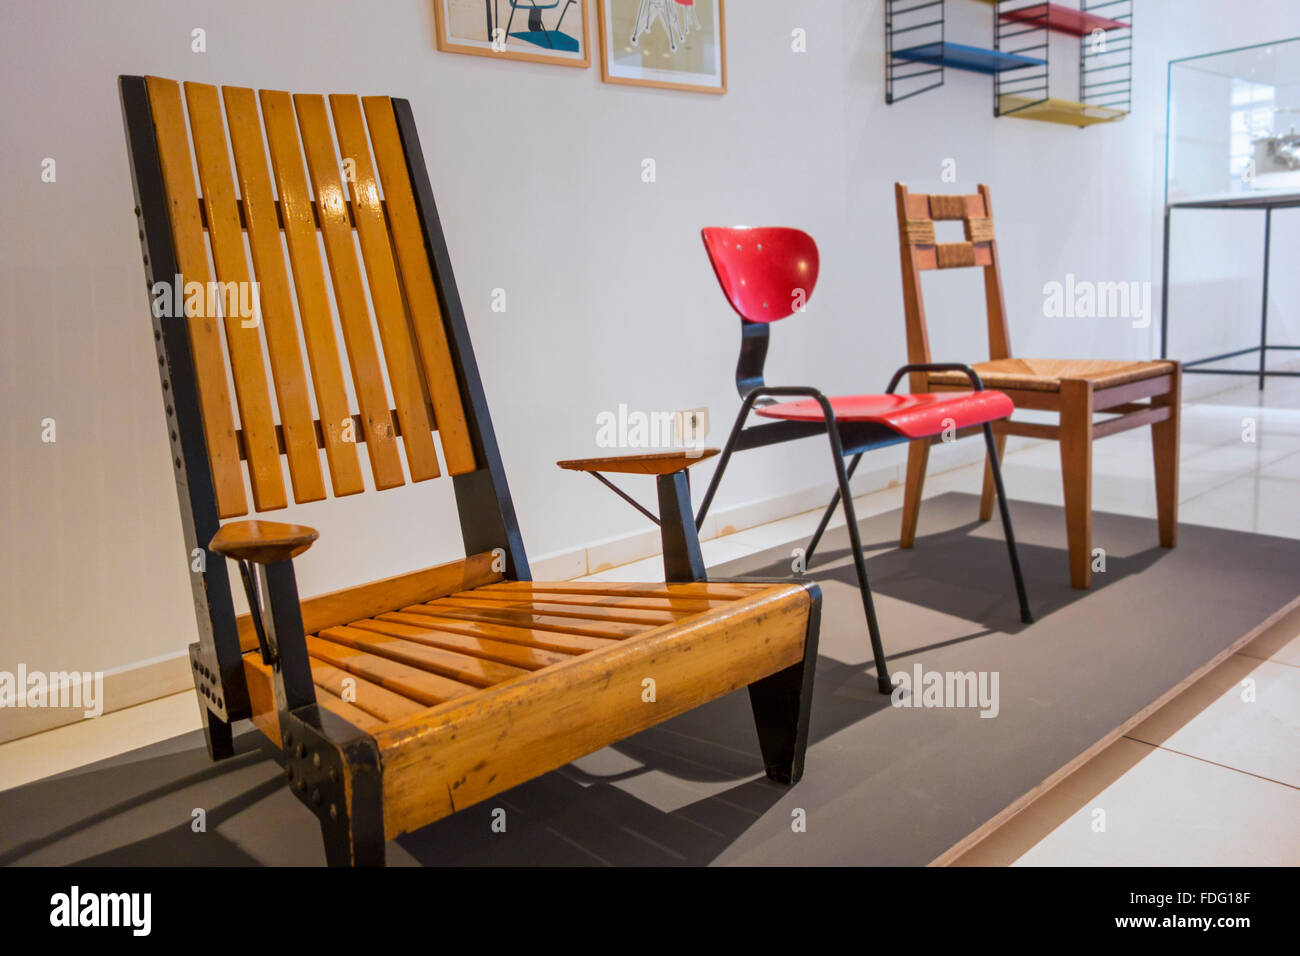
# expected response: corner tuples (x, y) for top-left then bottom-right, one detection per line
(1160, 192), (1300, 389)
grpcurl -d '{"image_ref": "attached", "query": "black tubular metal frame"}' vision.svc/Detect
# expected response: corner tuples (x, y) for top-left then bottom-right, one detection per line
(694, 320), (1034, 695)
(885, 0), (946, 105)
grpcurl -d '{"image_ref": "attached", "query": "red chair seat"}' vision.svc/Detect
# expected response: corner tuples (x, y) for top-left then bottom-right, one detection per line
(754, 390), (1013, 440)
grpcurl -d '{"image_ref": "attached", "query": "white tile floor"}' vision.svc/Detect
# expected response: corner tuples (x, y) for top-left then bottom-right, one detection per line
(2, 374), (1298, 865)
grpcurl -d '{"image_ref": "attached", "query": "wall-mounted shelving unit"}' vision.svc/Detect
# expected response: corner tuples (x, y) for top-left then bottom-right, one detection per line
(884, 0), (1131, 124)
(991, 0), (1133, 126)
(886, 0), (1047, 104)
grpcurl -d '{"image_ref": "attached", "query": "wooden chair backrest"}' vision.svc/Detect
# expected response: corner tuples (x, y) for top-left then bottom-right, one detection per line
(894, 182), (1013, 388)
(138, 76), (478, 518)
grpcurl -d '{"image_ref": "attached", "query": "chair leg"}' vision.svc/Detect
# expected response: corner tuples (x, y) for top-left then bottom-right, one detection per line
(282, 706), (386, 867)
(983, 423), (1033, 624)
(321, 813), (386, 868)
(1058, 380), (1095, 589)
(1152, 366), (1181, 549)
(978, 426), (1008, 522)
(200, 706), (235, 762)
(747, 585), (821, 784)
(804, 452), (862, 565)
(900, 440), (930, 548)
(825, 438), (892, 694)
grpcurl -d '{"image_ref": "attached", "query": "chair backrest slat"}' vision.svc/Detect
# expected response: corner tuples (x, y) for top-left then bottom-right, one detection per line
(224, 85), (327, 504)
(363, 96), (476, 475)
(137, 76), (483, 516)
(894, 182), (1013, 385)
(186, 81), (289, 512)
(896, 188), (997, 274)
(294, 93), (408, 491)
(146, 76), (249, 517)
(329, 93), (442, 482)
(259, 88), (368, 498)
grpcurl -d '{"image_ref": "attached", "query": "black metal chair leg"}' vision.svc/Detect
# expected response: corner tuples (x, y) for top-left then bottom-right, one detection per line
(983, 422), (1033, 624)
(824, 434), (892, 695)
(805, 452), (862, 566)
(694, 396), (756, 531)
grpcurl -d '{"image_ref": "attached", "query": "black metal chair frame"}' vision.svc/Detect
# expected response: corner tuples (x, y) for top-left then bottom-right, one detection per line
(693, 317), (1034, 695)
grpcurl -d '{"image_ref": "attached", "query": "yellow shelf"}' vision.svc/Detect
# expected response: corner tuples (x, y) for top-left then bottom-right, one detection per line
(997, 95), (1127, 127)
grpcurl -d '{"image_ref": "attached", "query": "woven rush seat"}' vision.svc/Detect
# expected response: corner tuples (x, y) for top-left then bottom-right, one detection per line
(927, 357), (1177, 393)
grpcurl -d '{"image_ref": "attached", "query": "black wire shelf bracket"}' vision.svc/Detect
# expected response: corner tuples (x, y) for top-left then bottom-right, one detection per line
(1079, 0), (1133, 115)
(994, 0), (1050, 117)
(886, 0), (945, 105)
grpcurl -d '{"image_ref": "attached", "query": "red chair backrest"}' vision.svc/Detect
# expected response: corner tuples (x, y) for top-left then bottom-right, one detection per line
(700, 227), (820, 324)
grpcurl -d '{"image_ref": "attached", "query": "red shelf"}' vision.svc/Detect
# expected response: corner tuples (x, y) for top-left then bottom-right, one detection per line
(996, 3), (1128, 37)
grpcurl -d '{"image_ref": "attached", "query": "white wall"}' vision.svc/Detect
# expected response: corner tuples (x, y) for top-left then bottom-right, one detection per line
(2, 0), (1298, 676)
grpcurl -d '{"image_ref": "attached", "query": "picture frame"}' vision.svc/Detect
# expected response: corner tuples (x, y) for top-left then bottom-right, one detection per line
(596, 0), (727, 94)
(434, 0), (592, 69)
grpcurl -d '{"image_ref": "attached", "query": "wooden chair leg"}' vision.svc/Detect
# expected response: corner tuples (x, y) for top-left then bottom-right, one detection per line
(1152, 365), (1181, 548)
(979, 426), (1008, 521)
(900, 440), (930, 548)
(1058, 379), (1094, 589)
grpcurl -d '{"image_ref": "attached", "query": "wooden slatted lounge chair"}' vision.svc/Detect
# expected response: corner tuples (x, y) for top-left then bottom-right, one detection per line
(118, 75), (821, 866)
(894, 183), (1180, 588)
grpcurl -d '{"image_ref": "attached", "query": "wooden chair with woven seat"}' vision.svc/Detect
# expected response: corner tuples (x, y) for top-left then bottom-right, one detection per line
(119, 74), (822, 866)
(894, 182), (1181, 589)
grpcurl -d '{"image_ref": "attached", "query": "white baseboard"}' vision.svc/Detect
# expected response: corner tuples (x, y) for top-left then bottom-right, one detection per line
(0, 651), (193, 746)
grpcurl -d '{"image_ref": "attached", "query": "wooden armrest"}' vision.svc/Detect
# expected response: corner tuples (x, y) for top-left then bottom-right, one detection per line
(556, 448), (719, 476)
(210, 520), (319, 564)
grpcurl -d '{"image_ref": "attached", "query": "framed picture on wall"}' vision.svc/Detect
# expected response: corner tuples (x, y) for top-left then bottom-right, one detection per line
(596, 0), (726, 93)
(434, 0), (591, 68)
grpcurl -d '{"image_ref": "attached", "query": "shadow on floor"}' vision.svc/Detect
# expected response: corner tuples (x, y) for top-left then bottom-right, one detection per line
(2, 657), (892, 866)
(740, 510), (1174, 644)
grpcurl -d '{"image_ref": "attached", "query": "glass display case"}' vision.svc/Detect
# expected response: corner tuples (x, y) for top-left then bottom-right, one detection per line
(1166, 38), (1300, 204)
(1160, 38), (1300, 390)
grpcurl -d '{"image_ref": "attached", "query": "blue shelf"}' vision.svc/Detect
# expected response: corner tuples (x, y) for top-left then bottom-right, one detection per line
(892, 41), (1045, 75)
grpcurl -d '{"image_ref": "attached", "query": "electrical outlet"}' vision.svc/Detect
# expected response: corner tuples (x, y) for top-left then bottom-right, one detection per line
(674, 407), (710, 447)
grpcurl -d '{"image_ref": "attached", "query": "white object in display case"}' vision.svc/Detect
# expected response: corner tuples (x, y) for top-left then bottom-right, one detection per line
(1166, 37), (1300, 204)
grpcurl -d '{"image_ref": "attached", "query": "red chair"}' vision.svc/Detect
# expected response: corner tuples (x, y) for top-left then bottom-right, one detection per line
(694, 227), (1032, 694)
